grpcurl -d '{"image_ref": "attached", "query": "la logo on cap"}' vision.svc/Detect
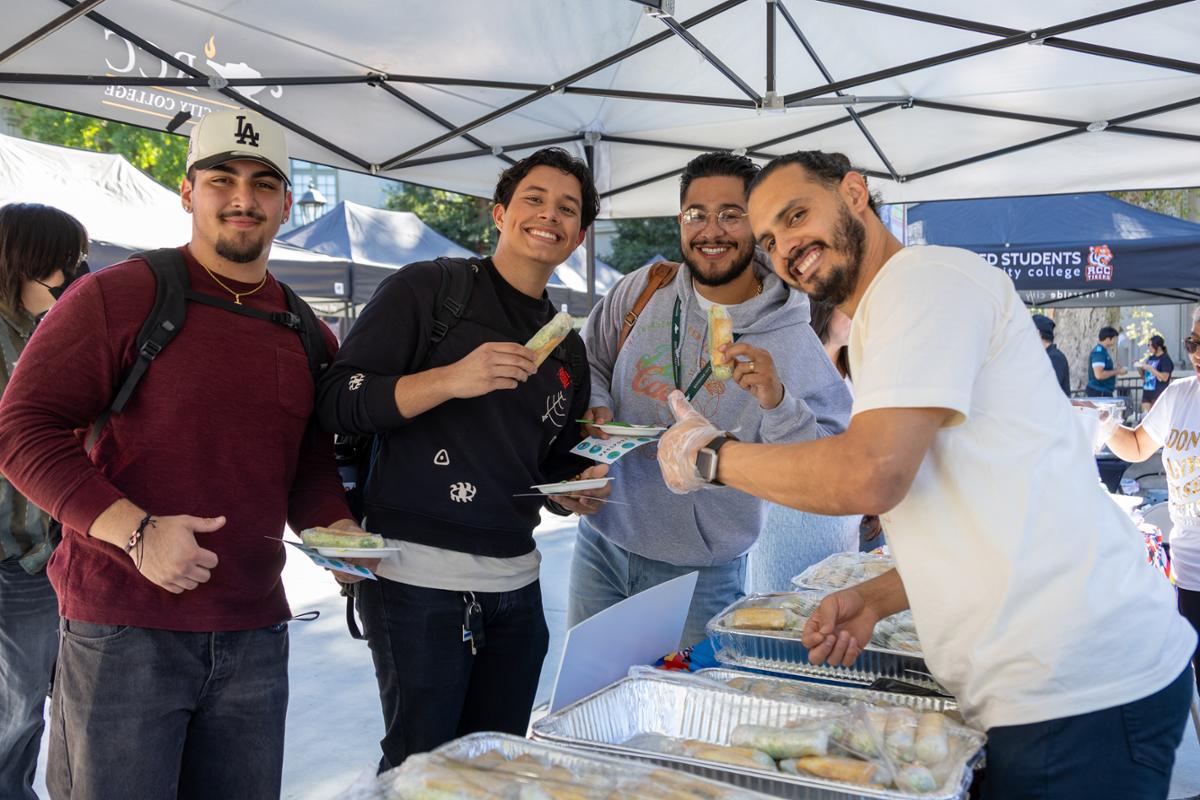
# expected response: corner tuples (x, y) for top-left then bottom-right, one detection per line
(234, 114), (260, 148)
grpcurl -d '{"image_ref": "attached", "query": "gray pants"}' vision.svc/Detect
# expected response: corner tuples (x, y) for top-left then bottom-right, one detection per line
(48, 621), (289, 800)
(0, 560), (59, 800)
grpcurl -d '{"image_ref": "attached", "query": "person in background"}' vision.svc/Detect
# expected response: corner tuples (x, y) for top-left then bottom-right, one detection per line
(1086, 325), (1125, 398)
(1137, 334), (1174, 413)
(1032, 313), (1070, 396)
(1107, 309), (1200, 690)
(0, 203), (87, 800)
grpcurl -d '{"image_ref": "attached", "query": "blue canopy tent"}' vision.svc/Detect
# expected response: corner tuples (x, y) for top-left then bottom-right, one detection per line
(905, 194), (1200, 308)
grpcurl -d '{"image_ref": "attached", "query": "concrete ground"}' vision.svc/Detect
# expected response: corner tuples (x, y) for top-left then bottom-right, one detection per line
(31, 511), (1200, 798)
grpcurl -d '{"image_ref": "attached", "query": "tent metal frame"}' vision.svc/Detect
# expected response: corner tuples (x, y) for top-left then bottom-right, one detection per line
(2, 0), (1197, 301)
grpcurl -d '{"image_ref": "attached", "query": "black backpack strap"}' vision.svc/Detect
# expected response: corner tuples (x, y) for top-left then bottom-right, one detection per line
(86, 249), (189, 450)
(552, 329), (586, 382)
(429, 257), (478, 348)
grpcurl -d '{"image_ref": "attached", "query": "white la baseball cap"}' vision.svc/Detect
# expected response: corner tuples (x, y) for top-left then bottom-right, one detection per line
(186, 108), (290, 184)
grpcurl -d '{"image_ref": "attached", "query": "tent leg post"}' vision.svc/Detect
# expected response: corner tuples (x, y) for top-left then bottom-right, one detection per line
(585, 140), (597, 310)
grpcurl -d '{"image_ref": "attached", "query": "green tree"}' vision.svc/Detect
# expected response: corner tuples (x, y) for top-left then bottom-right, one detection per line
(384, 184), (494, 255)
(607, 216), (682, 273)
(12, 101), (188, 190)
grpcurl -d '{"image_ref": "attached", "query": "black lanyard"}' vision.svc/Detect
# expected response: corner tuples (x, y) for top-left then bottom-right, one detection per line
(672, 296), (742, 401)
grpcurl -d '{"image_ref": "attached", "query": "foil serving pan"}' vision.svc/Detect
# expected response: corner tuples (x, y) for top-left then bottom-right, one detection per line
(530, 675), (982, 800)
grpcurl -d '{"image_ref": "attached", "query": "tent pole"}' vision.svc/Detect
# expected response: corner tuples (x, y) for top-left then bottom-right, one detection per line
(658, 17), (760, 102)
(378, 0), (750, 170)
(395, 135), (585, 170)
(376, 83), (517, 166)
(814, 0), (1200, 76)
(784, 0), (1190, 105)
(766, 0), (776, 95)
(0, 0), (107, 66)
(585, 140), (597, 310)
(776, 0), (900, 181)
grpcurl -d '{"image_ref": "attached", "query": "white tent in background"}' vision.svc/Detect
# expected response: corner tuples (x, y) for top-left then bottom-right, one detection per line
(0, 132), (354, 301)
(554, 247), (622, 293)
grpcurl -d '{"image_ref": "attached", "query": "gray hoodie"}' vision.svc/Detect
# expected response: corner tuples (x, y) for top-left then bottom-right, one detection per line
(581, 254), (852, 567)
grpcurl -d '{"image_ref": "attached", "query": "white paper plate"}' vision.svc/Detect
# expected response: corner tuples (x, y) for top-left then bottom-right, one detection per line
(531, 477), (614, 494)
(594, 423), (666, 437)
(314, 546), (401, 558)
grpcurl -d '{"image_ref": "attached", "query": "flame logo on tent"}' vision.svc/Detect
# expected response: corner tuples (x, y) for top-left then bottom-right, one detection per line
(203, 36), (283, 99)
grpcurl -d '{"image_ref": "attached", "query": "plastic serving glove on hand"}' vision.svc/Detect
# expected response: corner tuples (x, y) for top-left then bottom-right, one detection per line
(657, 389), (722, 494)
(1098, 407), (1122, 443)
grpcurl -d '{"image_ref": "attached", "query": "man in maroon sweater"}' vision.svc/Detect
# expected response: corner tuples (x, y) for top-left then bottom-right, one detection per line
(0, 108), (358, 799)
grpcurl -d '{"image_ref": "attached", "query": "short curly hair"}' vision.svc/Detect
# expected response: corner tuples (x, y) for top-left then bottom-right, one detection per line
(493, 147), (600, 232)
(749, 151), (881, 214)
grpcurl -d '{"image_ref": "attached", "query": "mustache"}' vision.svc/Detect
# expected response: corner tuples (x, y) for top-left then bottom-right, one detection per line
(688, 237), (740, 249)
(219, 210), (267, 222)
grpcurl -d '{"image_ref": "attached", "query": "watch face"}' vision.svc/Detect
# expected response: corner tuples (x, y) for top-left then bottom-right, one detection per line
(696, 448), (717, 483)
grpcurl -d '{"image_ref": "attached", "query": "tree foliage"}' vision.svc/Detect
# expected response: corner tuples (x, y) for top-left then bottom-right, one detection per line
(607, 216), (682, 274)
(384, 184), (495, 255)
(12, 101), (189, 190)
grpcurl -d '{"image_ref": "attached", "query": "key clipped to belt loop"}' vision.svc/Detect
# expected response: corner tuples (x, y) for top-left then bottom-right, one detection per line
(462, 591), (483, 656)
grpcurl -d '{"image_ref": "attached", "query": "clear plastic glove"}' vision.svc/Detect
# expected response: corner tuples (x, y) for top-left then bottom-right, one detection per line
(657, 390), (721, 494)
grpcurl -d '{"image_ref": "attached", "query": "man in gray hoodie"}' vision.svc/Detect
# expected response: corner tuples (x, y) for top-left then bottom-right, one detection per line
(569, 152), (851, 646)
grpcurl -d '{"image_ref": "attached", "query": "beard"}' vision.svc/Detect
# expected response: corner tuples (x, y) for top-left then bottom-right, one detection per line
(215, 212), (269, 263)
(683, 238), (755, 288)
(789, 202), (866, 306)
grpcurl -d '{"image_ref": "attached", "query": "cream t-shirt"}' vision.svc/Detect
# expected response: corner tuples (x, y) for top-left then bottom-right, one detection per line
(849, 245), (1195, 730)
(1141, 376), (1200, 590)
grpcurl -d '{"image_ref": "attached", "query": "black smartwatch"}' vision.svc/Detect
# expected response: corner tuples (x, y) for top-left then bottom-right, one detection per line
(695, 433), (737, 486)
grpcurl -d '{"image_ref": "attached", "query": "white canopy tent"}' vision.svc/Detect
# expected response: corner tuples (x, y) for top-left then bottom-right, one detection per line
(3, 1), (1198, 300)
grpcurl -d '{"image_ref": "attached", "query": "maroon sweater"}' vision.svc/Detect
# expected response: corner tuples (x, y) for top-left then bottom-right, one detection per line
(0, 247), (351, 631)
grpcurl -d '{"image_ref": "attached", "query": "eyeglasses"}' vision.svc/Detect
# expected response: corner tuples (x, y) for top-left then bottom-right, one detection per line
(1185, 336), (1200, 354)
(680, 208), (748, 230)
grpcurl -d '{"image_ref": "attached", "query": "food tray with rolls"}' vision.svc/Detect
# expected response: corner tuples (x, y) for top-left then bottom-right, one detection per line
(342, 731), (771, 800)
(694, 668), (959, 717)
(708, 593), (942, 692)
(529, 674), (983, 800)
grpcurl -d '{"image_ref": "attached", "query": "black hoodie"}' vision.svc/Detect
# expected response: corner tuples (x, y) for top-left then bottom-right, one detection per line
(316, 258), (590, 557)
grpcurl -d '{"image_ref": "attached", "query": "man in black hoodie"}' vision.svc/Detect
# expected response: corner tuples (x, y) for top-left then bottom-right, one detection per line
(317, 148), (606, 769)
(1033, 313), (1070, 395)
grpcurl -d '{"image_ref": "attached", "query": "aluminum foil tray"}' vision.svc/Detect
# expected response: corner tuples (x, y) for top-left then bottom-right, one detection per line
(531, 676), (982, 800)
(709, 594), (943, 692)
(694, 668), (959, 716)
(358, 732), (772, 800)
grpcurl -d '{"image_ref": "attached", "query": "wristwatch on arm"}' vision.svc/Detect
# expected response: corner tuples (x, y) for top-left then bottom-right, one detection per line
(695, 433), (738, 486)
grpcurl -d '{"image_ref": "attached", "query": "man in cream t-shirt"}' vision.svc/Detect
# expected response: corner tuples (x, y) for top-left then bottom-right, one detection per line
(656, 150), (1196, 799)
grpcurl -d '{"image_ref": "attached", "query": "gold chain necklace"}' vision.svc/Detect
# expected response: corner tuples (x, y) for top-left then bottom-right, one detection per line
(201, 263), (267, 305)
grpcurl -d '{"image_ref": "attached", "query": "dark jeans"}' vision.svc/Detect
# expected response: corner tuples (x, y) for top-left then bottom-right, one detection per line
(355, 578), (549, 771)
(47, 621), (289, 800)
(1085, 386), (1116, 397)
(982, 666), (1192, 800)
(1177, 587), (1200, 692)
(0, 560), (59, 800)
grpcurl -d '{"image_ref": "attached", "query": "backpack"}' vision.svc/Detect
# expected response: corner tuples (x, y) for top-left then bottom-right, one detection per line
(335, 257), (588, 523)
(86, 248), (329, 450)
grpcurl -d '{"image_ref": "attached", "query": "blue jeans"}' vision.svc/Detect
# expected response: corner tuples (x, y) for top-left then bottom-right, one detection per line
(353, 578), (549, 772)
(568, 519), (746, 649)
(982, 666), (1192, 799)
(47, 621), (289, 800)
(0, 560), (59, 800)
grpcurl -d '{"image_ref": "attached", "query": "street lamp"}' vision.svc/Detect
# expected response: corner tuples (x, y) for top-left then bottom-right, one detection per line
(296, 180), (327, 225)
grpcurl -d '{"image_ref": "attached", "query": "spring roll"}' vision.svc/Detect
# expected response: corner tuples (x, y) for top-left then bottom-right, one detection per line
(885, 708), (918, 762)
(915, 712), (950, 766)
(840, 709), (888, 757)
(708, 304), (734, 380)
(727, 607), (799, 631)
(683, 742), (778, 772)
(299, 527), (384, 549)
(525, 312), (573, 368)
(730, 724), (829, 759)
(786, 756), (889, 785)
(896, 764), (938, 793)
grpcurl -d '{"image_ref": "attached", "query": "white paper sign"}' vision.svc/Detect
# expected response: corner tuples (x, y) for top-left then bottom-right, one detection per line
(548, 571), (697, 712)
(283, 539), (377, 580)
(571, 434), (656, 464)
